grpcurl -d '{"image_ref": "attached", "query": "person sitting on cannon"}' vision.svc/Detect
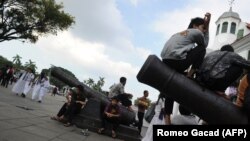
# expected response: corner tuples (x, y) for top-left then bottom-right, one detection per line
(108, 77), (126, 98)
(197, 45), (250, 98)
(160, 12), (211, 125)
(98, 96), (121, 138)
(51, 85), (87, 127)
(117, 93), (134, 112)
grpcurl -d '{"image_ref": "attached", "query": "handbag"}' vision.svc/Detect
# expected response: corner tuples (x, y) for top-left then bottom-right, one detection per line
(144, 97), (162, 123)
(144, 102), (156, 123)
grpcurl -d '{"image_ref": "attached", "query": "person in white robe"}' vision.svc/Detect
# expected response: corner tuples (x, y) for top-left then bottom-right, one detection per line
(32, 72), (46, 100)
(142, 93), (165, 141)
(22, 70), (35, 98)
(12, 69), (29, 95)
(37, 77), (50, 103)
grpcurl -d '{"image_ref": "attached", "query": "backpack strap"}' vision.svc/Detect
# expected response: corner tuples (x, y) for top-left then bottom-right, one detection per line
(207, 51), (229, 76)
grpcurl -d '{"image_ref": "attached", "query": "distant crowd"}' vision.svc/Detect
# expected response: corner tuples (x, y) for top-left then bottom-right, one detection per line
(0, 66), (57, 103)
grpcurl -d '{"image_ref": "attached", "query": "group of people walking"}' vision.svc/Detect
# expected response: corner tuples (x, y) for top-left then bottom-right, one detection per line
(12, 68), (50, 103)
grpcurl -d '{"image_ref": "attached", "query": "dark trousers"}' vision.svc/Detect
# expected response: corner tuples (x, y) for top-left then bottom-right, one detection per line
(102, 114), (120, 131)
(2, 76), (11, 88)
(1, 76), (6, 87)
(63, 103), (82, 123)
(0, 75), (4, 84)
(57, 103), (68, 117)
(137, 112), (145, 133)
(163, 46), (206, 115)
(208, 65), (243, 91)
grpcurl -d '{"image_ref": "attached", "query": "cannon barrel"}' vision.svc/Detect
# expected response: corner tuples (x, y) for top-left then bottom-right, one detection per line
(137, 55), (248, 124)
(50, 67), (135, 125)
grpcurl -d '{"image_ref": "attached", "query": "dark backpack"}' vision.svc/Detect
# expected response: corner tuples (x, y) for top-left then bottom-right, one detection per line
(196, 52), (229, 88)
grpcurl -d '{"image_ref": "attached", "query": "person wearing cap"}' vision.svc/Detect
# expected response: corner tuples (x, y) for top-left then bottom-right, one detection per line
(98, 96), (120, 138)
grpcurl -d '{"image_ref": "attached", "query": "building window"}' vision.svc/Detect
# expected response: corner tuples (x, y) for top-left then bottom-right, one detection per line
(230, 22), (236, 34)
(237, 29), (244, 39)
(221, 22), (228, 33)
(216, 24), (220, 35)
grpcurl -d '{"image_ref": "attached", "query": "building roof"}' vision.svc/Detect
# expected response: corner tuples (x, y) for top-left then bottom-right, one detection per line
(231, 33), (250, 52)
(216, 7), (241, 23)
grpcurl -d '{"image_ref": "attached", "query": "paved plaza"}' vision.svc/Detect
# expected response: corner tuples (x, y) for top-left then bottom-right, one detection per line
(0, 84), (124, 141)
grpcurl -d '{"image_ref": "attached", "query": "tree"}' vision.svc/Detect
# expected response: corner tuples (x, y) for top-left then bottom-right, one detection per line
(24, 59), (37, 72)
(83, 77), (105, 93)
(84, 78), (94, 87)
(0, 0), (75, 43)
(0, 55), (12, 68)
(12, 54), (22, 68)
(93, 77), (105, 92)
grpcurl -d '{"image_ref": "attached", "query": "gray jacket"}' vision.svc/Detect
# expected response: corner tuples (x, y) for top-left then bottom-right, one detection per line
(161, 29), (209, 60)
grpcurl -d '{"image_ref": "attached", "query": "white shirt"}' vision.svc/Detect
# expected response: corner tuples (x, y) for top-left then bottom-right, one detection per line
(108, 83), (125, 98)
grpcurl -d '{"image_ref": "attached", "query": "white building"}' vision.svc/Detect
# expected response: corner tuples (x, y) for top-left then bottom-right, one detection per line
(212, 7), (250, 51)
(232, 29), (250, 59)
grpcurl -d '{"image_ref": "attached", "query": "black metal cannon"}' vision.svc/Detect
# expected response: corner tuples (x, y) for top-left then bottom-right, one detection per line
(137, 55), (248, 124)
(50, 67), (135, 125)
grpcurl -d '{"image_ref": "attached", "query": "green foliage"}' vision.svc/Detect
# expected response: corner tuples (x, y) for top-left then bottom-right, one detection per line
(0, 55), (12, 68)
(24, 59), (37, 72)
(83, 77), (105, 93)
(12, 54), (22, 69)
(0, 0), (75, 43)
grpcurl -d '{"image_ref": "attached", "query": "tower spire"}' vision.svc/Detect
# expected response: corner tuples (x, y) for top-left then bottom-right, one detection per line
(229, 0), (235, 11)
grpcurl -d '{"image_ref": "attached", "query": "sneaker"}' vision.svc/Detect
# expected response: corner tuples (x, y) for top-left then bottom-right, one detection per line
(81, 129), (89, 136)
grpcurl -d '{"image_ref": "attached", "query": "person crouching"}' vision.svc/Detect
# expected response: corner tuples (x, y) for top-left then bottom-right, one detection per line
(98, 96), (120, 138)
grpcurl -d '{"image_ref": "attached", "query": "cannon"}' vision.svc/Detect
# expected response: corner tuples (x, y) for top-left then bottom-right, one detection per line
(50, 67), (135, 125)
(137, 55), (248, 124)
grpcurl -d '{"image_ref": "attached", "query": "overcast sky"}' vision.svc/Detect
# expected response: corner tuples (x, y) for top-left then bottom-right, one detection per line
(0, 0), (249, 101)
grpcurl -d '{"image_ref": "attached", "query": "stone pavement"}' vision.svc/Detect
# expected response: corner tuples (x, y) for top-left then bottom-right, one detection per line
(0, 84), (124, 141)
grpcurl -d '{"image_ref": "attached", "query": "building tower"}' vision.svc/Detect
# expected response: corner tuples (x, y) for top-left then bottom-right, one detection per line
(212, 7), (241, 50)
